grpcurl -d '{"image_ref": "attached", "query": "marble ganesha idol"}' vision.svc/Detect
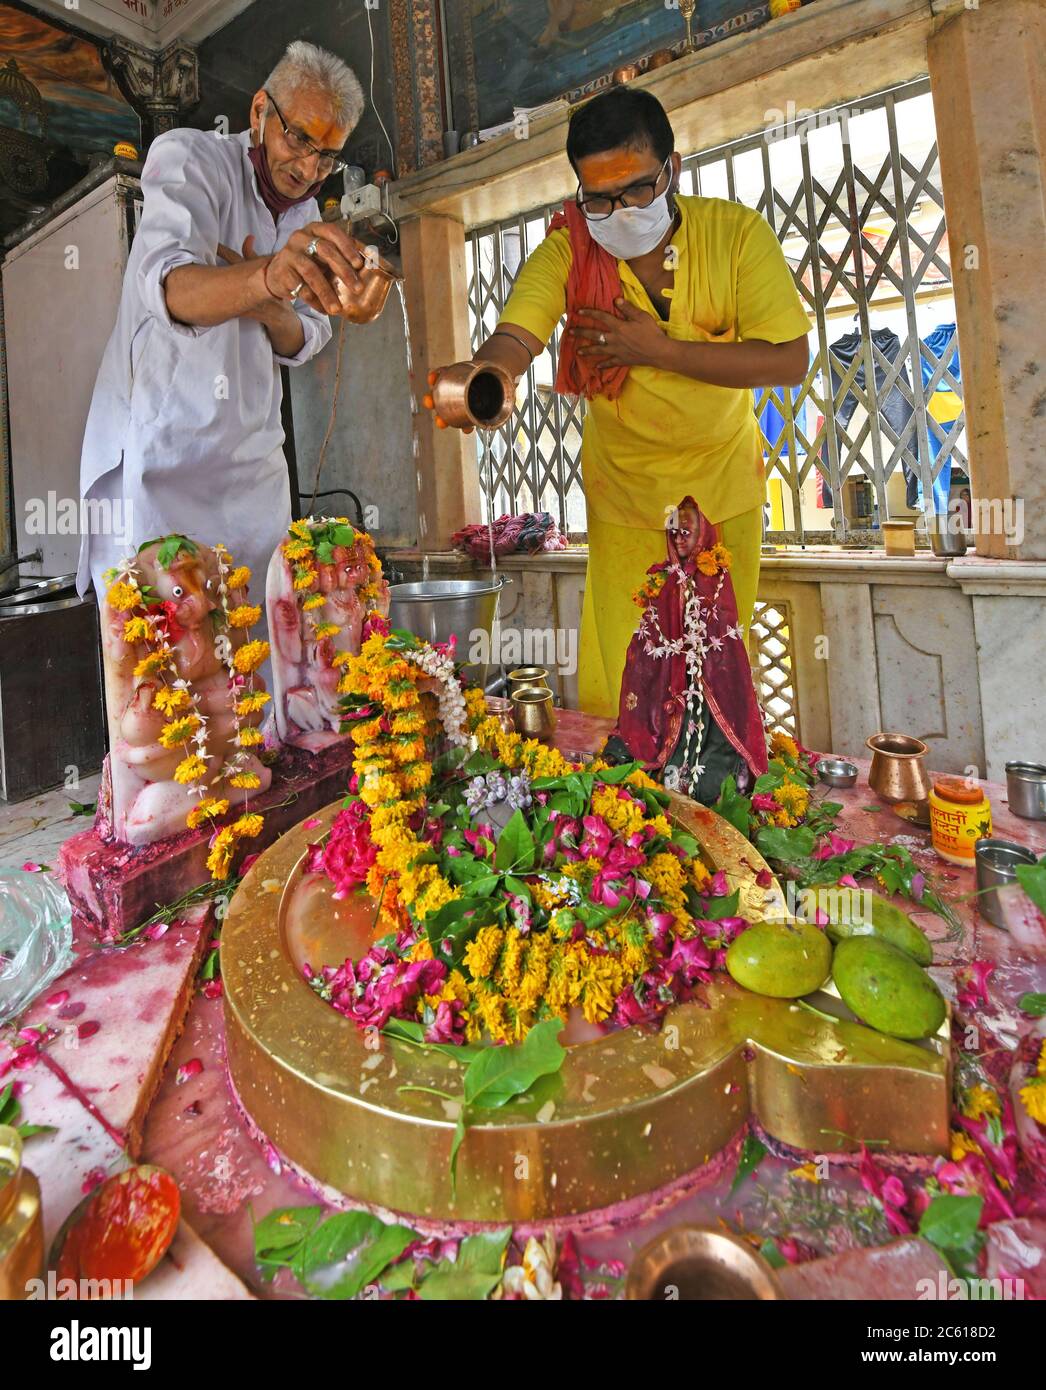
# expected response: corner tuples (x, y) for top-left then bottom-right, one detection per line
(267, 517), (390, 751)
(100, 537), (272, 846)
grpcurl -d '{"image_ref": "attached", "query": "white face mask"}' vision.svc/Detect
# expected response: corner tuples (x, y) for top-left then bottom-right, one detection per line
(585, 187), (674, 260)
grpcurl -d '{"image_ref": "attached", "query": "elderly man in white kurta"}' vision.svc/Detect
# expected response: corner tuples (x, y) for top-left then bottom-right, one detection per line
(77, 41), (369, 604)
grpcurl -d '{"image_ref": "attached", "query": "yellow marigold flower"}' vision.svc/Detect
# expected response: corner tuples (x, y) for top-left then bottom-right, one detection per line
(233, 640), (270, 674)
(464, 926), (504, 981)
(403, 762), (433, 792)
(1019, 1078), (1046, 1125)
(237, 727), (263, 748)
(282, 539), (313, 561)
(226, 566), (251, 590)
(962, 1084), (1001, 1121)
(408, 939), (435, 962)
(414, 876), (460, 920)
(187, 797), (229, 829)
(288, 520), (312, 540)
(175, 753), (208, 785)
(711, 542), (732, 570)
(123, 615), (152, 643)
(790, 1162), (821, 1184)
(312, 622), (341, 640)
(229, 771), (261, 790)
(227, 603), (262, 629)
(950, 1130), (982, 1162)
(153, 686), (191, 715)
(330, 649), (353, 668)
(292, 568), (317, 592)
(134, 650), (171, 679)
(696, 550), (720, 577)
(207, 826), (236, 880)
(770, 731), (800, 761)
(625, 766), (659, 791)
(158, 714), (201, 748)
(302, 593), (326, 610)
(236, 692), (271, 716)
(232, 812), (264, 840)
(106, 581), (140, 612)
(690, 858), (712, 889)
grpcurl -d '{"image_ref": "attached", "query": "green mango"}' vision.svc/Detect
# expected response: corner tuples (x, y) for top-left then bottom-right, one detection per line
(807, 884), (933, 966)
(832, 936), (946, 1040)
(725, 921), (832, 999)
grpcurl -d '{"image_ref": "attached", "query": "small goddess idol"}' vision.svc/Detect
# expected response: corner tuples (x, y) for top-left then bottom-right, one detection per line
(604, 496), (768, 803)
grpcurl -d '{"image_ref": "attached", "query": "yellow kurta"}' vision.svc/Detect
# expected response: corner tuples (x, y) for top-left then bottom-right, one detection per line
(499, 194), (810, 716)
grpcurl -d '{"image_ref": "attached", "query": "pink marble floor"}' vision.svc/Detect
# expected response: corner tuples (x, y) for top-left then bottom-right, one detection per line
(10, 709), (1046, 1299)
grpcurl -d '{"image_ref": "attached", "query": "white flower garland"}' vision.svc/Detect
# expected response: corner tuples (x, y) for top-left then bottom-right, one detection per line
(404, 643), (469, 747)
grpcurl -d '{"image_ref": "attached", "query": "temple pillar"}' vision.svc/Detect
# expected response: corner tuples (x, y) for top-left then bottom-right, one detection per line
(927, 0), (1046, 560)
(104, 40), (200, 147)
(398, 213), (482, 549)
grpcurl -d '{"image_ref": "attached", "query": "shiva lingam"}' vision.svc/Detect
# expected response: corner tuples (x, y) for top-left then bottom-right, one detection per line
(223, 794), (950, 1225)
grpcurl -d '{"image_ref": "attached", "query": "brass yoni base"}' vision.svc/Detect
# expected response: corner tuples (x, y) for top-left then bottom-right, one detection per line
(223, 797), (950, 1224)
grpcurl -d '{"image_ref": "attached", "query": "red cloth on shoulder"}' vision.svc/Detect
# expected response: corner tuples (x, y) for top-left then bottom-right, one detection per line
(546, 201), (630, 402)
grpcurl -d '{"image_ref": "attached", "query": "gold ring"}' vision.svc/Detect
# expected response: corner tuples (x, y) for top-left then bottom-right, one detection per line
(599, 332), (607, 345)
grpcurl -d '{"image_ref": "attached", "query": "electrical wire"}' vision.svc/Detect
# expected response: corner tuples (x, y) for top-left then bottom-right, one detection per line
(365, 0), (397, 178)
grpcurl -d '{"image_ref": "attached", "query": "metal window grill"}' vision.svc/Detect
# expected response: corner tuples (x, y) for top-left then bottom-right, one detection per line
(465, 78), (965, 544)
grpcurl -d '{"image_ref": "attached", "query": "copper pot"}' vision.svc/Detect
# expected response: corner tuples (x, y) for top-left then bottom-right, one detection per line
(627, 1226), (782, 1301)
(431, 361), (516, 429)
(647, 48), (676, 69)
(613, 64), (638, 84)
(334, 250), (402, 324)
(866, 733), (931, 804)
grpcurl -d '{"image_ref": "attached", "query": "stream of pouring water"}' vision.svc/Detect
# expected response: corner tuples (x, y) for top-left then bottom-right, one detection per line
(395, 279), (499, 594)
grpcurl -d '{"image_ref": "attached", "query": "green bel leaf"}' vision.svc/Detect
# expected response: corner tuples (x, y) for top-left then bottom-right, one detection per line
(494, 808), (537, 874)
(714, 775), (753, 838)
(729, 1134), (768, 1196)
(758, 1237), (787, 1270)
(1017, 992), (1046, 1018)
(755, 825), (817, 863)
(918, 1193), (984, 1256)
(416, 1227), (512, 1301)
(463, 1017), (566, 1111)
(299, 1211), (416, 1300)
(1015, 859), (1046, 914)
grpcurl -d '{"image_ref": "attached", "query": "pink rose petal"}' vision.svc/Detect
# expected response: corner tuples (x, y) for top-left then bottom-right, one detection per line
(81, 1167), (107, 1195)
(77, 1021), (100, 1041)
(45, 990), (70, 1009)
(202, 979), (224, 1000)
(176, 1058), (204, 1085)
(21, 861), (44, 873)
(143, 922), (170, 941)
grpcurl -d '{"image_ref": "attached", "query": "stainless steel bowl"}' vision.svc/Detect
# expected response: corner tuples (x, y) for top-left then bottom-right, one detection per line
(1006, 761), (1046, 821)
(926, 517), (968, 557)
(388, 576), (510, 685)
(975, 838), (1039, 929)
(816, 757), (859, 788)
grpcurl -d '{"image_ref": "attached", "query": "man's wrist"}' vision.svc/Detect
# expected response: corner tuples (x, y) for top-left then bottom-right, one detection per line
(252, 257), (283, 309)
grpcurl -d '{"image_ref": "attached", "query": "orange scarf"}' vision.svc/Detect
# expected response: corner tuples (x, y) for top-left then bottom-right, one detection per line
(546, 201), (630, 402)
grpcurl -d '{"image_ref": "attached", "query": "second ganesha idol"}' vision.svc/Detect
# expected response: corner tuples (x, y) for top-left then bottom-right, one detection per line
(266, 517), (391, 751)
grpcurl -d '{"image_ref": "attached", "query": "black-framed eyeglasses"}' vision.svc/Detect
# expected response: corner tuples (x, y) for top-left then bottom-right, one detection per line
(575, 154), (671, 222)
(264, 91), (348, 176)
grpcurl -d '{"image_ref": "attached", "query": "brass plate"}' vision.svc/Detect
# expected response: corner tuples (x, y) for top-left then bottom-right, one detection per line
(223, 797), (950, 1224)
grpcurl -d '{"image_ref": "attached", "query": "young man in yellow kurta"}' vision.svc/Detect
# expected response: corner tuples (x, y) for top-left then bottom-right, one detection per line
(434, 88), (809, 718)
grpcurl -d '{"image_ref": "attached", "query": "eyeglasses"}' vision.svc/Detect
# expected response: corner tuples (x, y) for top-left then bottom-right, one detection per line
(576, 155), (671, 221)
(264, 91), (347, 176)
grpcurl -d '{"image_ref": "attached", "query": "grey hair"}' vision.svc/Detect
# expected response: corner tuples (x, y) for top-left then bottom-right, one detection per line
(264, 40), (364, 132)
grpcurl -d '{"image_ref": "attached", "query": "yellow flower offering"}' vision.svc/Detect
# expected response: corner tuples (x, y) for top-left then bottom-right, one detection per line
(227, 603), (262, 629)
(232, 640), (270, 675)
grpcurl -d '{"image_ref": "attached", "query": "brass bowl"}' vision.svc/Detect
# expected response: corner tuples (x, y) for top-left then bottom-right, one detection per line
(508, 666), (550, 692)
(627, 1227), (783, 1300)
(511, 686), (556, 741)
(866, 732), (930, 806)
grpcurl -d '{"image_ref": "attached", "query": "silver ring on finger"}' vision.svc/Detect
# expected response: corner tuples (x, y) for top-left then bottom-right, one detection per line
(290, 281), (305, 300)
(306, 238), (319, 257)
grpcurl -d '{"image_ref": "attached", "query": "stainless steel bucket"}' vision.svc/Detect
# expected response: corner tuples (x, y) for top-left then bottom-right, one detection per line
(388, 576), (511, 686)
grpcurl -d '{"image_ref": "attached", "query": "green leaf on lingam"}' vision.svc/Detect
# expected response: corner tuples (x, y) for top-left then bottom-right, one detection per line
(416, 1227), (512, 1301)
(1018, 993), (1046, 1017)
(152, 534), (198, 568)
(462, 1017), (566, 1111)
(252, 1205), (324, 1282)
(329, 523), (356, 548)
(494, 809), (537, 874)
(755, 825), (817, 863)
(729, 1135), (768, 1196)
(314, 540), (335, 565)
(715, 775), (753, 838)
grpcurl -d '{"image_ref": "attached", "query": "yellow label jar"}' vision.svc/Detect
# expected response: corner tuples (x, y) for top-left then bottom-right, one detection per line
(0, 1126), (44, 1300)
(929, 776), (993, 866)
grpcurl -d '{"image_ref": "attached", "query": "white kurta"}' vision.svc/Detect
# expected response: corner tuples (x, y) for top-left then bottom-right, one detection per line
(77, 127), (331, 603)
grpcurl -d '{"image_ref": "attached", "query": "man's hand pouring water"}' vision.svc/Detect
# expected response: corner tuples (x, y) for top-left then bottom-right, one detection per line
(423, 320), (539, 431)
